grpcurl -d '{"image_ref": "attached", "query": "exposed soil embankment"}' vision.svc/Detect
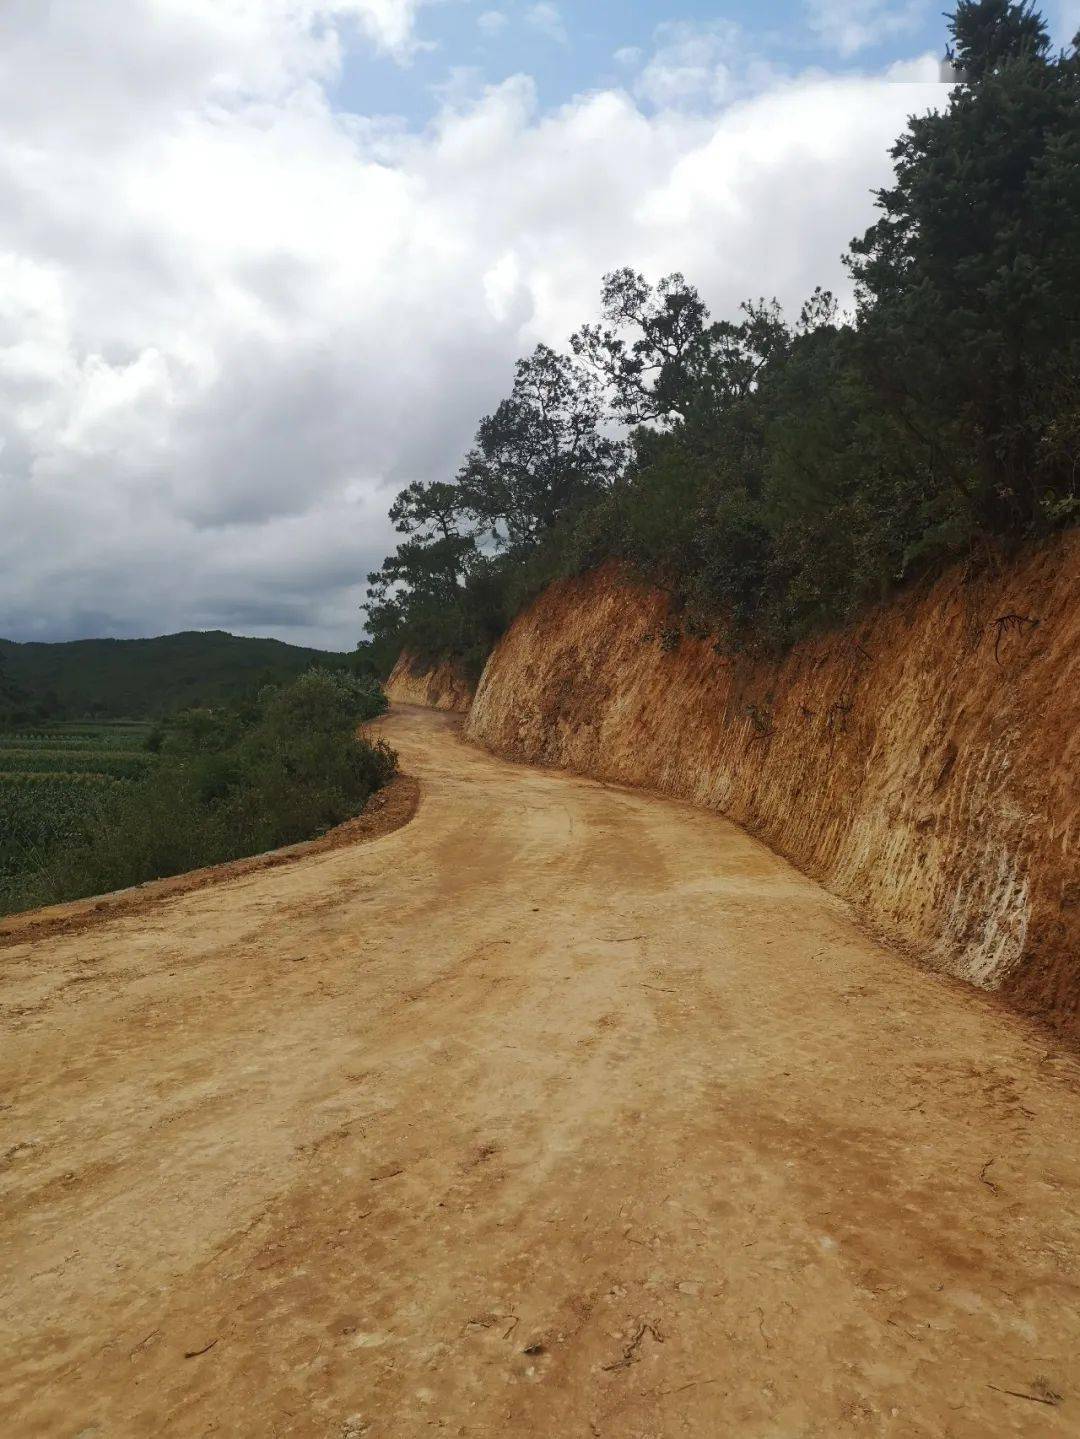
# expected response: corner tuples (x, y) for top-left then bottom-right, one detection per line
(466, 536), (1080, 1035)
(386, 650), (475, 712)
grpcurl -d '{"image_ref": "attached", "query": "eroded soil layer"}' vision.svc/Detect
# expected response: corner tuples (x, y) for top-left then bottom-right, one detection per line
(386, 650), (474, 712)
(467, 538), (1079, 1035)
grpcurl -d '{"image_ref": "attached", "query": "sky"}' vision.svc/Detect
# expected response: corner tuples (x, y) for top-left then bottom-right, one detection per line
(2, 0), (1078, 652)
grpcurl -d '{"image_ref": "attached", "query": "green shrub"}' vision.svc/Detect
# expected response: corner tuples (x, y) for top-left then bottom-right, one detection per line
(1, 670), (396, 916)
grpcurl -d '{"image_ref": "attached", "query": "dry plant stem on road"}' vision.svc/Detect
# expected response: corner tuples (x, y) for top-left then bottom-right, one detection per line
(1, 706), (1078, 1437)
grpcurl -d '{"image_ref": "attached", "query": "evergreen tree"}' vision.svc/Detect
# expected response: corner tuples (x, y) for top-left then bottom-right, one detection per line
(848, 1), (1080, 529)
(457, 344), (624, 549)
(946, 0), (1051, 80)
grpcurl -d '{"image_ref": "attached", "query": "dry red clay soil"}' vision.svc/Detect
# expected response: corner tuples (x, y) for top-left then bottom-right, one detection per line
(2, 706), (1079, 1438)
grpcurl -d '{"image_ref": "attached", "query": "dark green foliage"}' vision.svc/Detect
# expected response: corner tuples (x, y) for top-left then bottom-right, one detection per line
(0, 670), (395, 915)
(0, 631), (360, 723)
(848, 1), (1080, 532)
(0, 723), (154, 749)
(0, 749), (153, 778)
(0, 773), (127, 905)
(572, 269), (791, 435)
(0, 721), (155, 899)
(947, 0), (1051, 81)
(458, 344), (625, 547)
(0, 652), (30, 721)
(363, 341), (624, 672)
(364, 3), (1078, 666)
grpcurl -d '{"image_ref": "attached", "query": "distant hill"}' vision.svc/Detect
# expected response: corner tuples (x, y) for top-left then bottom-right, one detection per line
(0, 631), (356, 722)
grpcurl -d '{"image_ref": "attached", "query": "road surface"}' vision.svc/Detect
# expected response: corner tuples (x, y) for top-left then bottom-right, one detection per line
(2, 706), (1079, 1437)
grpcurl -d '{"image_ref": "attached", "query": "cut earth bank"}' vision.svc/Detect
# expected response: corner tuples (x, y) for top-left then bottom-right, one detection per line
(407, 536), (1079, 1038)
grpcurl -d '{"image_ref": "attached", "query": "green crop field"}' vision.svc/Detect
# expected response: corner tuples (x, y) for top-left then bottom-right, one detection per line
(0, 720), (156, 909)
(0, 749), (153, 778)
(2, 726), (153, 750)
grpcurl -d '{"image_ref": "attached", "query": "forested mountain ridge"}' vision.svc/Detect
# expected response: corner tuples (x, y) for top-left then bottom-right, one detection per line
(0, 631), (355, 722)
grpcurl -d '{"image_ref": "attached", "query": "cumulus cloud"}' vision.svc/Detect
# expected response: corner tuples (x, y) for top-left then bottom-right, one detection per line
(0, 0), (941, 649)
(477, 9), (509, 38)
(632, 20), (751, 110)
(805, 0), (926, 57)
(525, 3), (568, 46)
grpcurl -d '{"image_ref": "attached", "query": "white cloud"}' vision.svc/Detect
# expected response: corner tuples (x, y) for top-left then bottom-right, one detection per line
(526, 3), (568, 46)
(0, 1), (942, 648)
(346, 0), (426, 55)
(477, 9), (508, 38)
(633, 20), (745, 109)
(806, 0), (926, 57)
(884, 53), (943, 82)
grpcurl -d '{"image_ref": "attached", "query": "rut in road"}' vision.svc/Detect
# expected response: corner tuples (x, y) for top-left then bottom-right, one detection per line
(1, 705), (1078, 1437)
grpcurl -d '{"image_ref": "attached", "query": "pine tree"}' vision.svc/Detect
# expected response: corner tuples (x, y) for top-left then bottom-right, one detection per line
(848, 2), (1080, 529)
(946, 0), (1051, 81)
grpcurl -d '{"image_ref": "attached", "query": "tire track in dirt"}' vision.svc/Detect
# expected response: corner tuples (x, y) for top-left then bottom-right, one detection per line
(1, 705), (1078, 1437)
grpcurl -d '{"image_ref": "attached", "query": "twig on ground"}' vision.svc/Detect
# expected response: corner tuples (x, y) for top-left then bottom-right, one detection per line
(602, 1320), (664, 1372)
(987, 1384), (1062, 1407)
(183, 1338), (219, 1359)
(658, 1377), (723, 1397)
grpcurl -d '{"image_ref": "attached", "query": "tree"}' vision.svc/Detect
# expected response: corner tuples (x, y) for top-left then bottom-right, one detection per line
(388, 480), (464, 541)
(571, 270), (713, 424)
(361, 0), (1080, 670)
(0, 654), (19, 713)
(458, 344), (624, 549)
(946, 0), (1051, 81)
(848, 1), (1080, 529)
(363, 532), (476, 645)
(572, 270), (790, 427)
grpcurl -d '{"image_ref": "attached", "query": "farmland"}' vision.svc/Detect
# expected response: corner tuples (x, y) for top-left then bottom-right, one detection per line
(0, 675), (394, 917)
(0, 721), (154, 910)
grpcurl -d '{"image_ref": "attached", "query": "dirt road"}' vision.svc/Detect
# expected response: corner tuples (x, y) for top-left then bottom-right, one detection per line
(2, 707), (1079, 1437)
